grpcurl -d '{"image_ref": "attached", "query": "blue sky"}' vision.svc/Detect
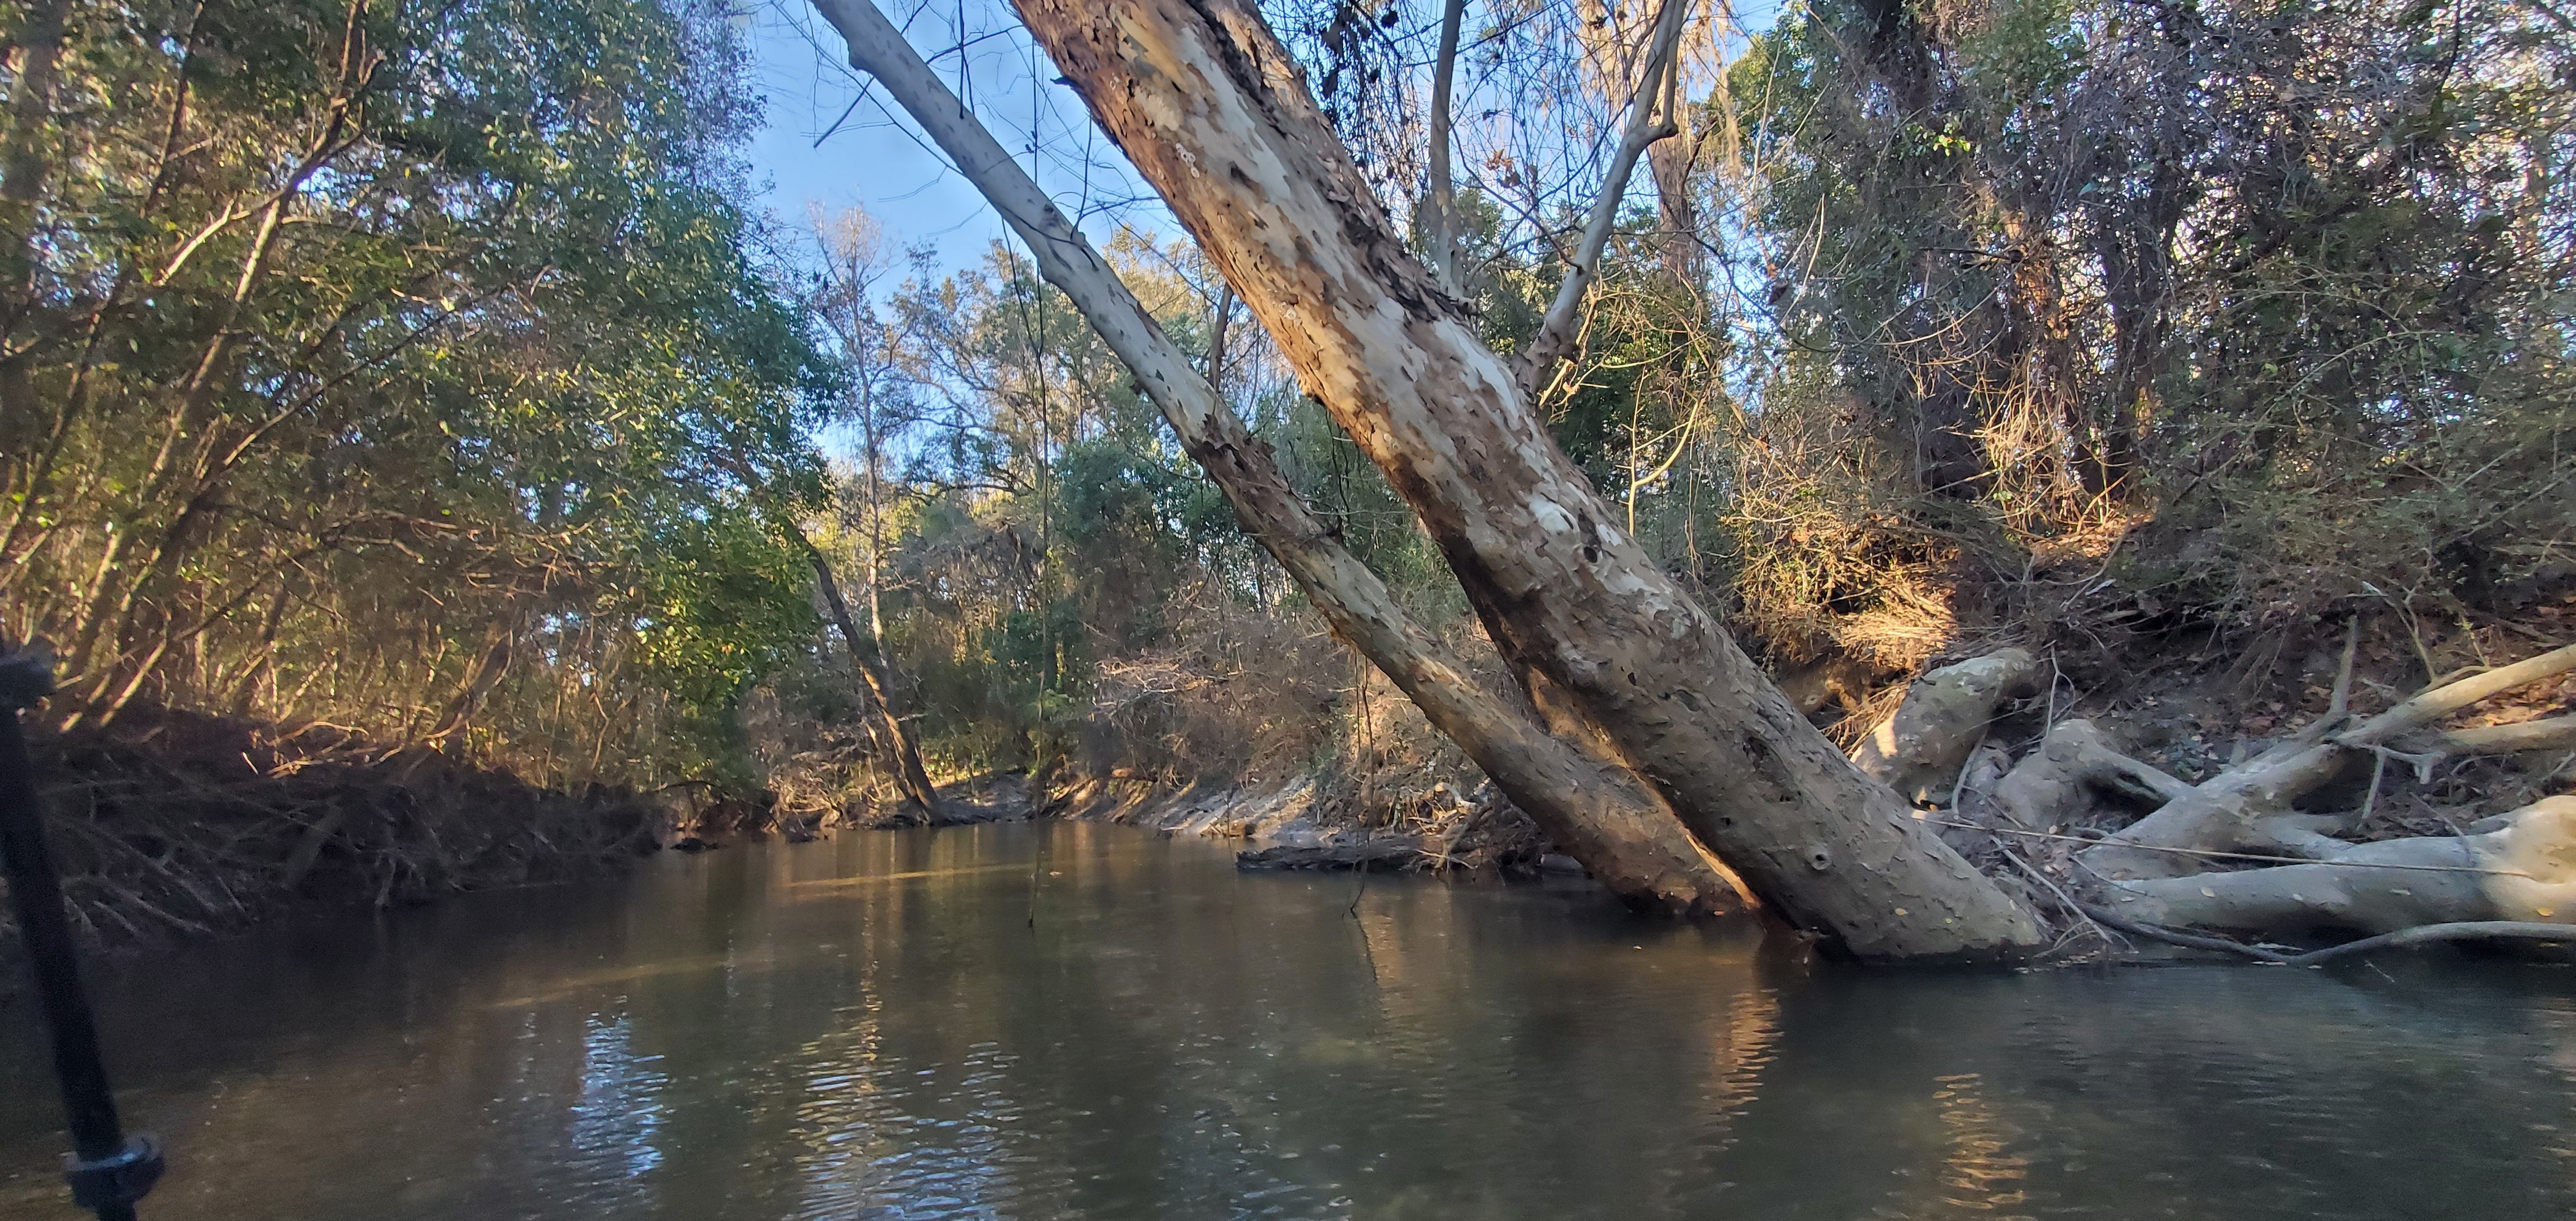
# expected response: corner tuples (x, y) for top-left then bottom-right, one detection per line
(736, 1), (1162, 281)
(734, 1), (1784, 283)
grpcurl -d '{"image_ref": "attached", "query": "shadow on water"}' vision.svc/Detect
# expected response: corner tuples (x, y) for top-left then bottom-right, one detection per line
(3, 821), (2573, 1219)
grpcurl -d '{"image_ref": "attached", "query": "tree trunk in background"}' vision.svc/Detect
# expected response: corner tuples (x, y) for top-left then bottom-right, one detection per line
(1007, 0), (2039, 958)
(0, 0), (71, 466)
(790, 525), (943, 819)
(1574, 0), (1703, 291)
(1644, 130), (1703, 290)
(813, 0), (1750, 915)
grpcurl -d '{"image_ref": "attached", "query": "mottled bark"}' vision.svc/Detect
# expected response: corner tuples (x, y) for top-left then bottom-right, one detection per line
(814, 0), (1748, 914)
(1005, 0), (2039, 958)
(1849, 649), (2042, 805)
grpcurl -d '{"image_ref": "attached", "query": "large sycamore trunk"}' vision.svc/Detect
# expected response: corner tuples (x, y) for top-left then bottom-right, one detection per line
(1011, 0), (2039, 958)
(812, 0), (1746, 914)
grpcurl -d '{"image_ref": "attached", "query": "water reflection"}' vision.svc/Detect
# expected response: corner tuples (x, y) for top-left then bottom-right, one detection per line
(1, 822), (2572, 1220)
(1928, 1073), (2028, 1215)
(571, 1014), (667, 1184)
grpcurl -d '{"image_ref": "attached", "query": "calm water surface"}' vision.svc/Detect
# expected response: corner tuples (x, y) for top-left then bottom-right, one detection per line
(3, 822), (2574, 1219)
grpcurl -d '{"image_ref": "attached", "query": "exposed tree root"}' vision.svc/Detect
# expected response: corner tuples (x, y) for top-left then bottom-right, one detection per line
(2428, 716), (2576, 756)
(2099, 796), (2576, 935)
(1992, 718), (2190, 829)
(1850, 648), (2043, 804)
(2071, 902), (2576, 966)
(2082, 643), (2576, 879)
(2276, 921), (2576, 965)
(1858, 637), (2574, 967)
(2070, 899), (2292, 962)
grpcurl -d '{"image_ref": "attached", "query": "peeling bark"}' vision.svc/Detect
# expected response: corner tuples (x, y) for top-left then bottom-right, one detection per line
(813, 0), (1749, 915)
(1001, 0), (2040, 957)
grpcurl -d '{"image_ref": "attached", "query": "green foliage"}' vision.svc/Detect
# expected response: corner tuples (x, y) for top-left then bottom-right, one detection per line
(1729, 0), (2574, 654)
(0, 0), (825, 787)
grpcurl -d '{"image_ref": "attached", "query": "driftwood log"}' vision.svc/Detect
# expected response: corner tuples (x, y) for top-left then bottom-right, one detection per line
(2082, 643), (2576, 879)
(1237, 840), (1426, 872)
(2101, 796), (2576, 935)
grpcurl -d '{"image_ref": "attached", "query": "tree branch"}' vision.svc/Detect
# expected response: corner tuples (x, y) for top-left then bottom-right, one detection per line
(2281, 921), (2576, 967)
(1418, 0), (1469, 297)
(1513, 0), (1687, 394)
(2431, 715), (2576, 755)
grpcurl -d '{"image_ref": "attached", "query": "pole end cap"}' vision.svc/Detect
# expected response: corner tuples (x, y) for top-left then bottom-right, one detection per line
(64, 1133), (162, 1211)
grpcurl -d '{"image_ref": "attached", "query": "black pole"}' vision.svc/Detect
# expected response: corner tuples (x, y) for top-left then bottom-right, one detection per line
(0, 645), (160, 1220)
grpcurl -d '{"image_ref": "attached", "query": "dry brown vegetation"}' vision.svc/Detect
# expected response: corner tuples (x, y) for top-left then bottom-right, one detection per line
(5, 706), (661, 967)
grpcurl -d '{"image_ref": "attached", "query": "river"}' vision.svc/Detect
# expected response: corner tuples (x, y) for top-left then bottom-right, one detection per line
(2, 822), (2573, 1219)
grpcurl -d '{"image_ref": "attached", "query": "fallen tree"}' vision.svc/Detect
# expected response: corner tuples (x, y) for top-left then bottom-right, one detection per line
(789, 523), (945, 822)
(981, 0), (2042, 958)
(810, 0), (1749, 915)
(2081, 643), (2576, 879)
(2100, 796), (2576, 936)
(1806, 635), (2574, 961)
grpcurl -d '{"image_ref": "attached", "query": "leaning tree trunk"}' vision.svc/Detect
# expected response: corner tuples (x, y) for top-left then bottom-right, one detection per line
(789, 524), (943, 819)
(813, 0), (1749, 914)
(1003, 0), (2038, 958)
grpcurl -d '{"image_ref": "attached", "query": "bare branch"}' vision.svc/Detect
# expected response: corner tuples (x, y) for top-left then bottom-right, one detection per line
(2352, 643), (2576, 744)
(2280, 921), (2576, 966)
(1514, 0), (1688, 394)
(1419, 0), (1469, 297)
(2427, 715), (2576, 756)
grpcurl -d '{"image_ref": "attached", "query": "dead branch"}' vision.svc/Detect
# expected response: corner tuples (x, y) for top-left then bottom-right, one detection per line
(2083, 642), (2576, 878)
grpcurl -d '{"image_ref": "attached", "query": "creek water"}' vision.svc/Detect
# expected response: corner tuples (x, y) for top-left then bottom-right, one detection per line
(2, 822), (2573, 1220)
